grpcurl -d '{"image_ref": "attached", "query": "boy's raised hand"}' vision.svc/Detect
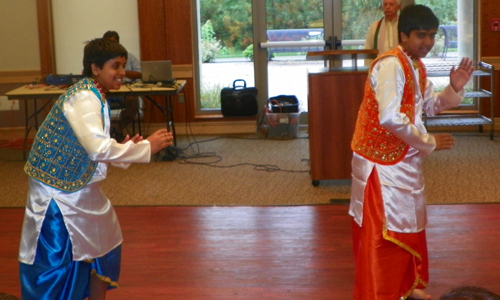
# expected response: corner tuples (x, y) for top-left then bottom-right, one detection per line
(449, 57), (475, 93)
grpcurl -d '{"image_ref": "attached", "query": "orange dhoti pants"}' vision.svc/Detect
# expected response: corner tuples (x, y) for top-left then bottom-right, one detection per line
(351, 169), (429, 300)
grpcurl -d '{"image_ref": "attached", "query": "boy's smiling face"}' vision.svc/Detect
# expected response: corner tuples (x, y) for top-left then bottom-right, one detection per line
(91, 56), (126, 92)
(400, 28), (437, 58)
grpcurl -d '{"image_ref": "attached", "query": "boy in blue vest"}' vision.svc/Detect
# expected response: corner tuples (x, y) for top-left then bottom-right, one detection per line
(19, 38), (172, 300)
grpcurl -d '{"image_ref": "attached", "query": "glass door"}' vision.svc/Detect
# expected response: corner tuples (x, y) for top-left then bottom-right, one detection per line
(337, 0), (477, 110)
(194, 0), (379, 114)
(262, 1), (325, 113)
(415, 0), (477, 110)
(194, 0), (476, 115)
(195, 0), (255, 113)
(195, 0), (330, 114)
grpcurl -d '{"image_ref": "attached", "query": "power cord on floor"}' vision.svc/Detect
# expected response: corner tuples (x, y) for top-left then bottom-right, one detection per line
(155, 145), (184, 161)
(157, 135), (309, 173)
(152, 92), (308, 172)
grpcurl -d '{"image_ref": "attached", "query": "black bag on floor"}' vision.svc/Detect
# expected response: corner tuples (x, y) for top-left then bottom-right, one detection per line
(221, 79), (258, 117)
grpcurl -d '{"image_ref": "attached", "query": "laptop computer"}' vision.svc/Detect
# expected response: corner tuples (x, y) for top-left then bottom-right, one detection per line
(141, 60), (175, 84)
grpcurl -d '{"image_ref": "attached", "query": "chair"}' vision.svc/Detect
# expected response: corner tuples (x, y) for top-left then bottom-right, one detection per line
(108, 96), (143, 141)
(438, 25), (450, 60)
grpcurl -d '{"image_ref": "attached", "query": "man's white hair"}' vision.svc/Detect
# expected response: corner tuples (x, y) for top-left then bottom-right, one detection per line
(381, 0), (401, 4)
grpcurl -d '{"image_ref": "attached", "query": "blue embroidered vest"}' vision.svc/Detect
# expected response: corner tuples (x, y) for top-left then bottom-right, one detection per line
(24, 78), (105, 192)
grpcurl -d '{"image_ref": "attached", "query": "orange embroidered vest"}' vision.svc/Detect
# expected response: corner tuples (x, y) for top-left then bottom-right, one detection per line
(351, 47), (426, 165)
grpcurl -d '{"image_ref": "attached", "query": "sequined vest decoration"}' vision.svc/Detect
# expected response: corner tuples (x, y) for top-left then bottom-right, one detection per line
(24, 78), (105, 192)
(351, 47), (427, 165)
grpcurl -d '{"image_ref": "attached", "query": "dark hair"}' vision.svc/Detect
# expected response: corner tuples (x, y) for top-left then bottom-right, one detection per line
(82, 38), (127, 77)
(103, 30), (120, 42)
(398, 4), (439, 42)
(440, 286), (500, 300)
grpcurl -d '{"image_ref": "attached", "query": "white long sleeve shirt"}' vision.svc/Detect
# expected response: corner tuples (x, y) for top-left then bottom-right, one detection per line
(349, 49), (463, 233)
(19, 89), (151, 264)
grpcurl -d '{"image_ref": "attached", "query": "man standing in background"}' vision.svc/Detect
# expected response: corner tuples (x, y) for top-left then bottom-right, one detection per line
(364, 0), (401, 65)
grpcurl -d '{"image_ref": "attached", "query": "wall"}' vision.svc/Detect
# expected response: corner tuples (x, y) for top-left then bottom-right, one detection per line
(0, 0), (40, 72)
(51, 0), (140, 74)
(0, 0), (141, 129)
(0, 0), (40, 128)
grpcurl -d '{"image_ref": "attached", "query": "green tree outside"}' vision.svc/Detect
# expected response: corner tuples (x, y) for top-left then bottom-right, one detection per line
(266, 0), (323, 29)
(200, 0), (457, 57)
(200, 0), (253, 53)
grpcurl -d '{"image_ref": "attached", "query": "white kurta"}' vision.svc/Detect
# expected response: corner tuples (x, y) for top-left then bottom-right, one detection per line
(349, 48), (463, 233)
(364, 17), (399, 55)
(19, 89), (152, 264)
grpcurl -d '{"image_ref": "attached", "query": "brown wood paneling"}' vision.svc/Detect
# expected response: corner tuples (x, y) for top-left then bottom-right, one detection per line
(165, 0), (193, 64)
(137, 0), (195, 124)
(36, 0), (55, 77)
(137, 0), (193, 62)
(480, 0), (500, 57)
(480, 1), (500, 122)
(138, 0), (168, 61)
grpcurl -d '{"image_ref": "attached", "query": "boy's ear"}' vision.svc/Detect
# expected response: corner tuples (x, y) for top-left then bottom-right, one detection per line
(399, 31), (409, 43)
(90, 63), (100, 76)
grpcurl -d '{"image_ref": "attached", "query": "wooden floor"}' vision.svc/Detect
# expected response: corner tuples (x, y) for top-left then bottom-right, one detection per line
(2, 204), (500, 299)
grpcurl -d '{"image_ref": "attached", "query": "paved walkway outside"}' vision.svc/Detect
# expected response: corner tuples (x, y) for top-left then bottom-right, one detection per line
(200, 53), (460, 112)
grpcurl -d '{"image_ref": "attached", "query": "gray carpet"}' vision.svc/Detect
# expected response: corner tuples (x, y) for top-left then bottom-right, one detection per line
(1, 131), (499, 207)
(423, 132), (500, 204)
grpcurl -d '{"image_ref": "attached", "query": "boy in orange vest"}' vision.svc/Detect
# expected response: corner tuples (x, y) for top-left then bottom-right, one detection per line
(350, 5), (474, 300)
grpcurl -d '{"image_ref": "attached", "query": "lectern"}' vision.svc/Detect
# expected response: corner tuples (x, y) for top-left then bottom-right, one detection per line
(307, 50), (378, 186)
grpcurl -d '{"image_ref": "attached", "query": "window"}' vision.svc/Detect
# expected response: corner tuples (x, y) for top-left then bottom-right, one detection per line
(193, 0), (477, 115)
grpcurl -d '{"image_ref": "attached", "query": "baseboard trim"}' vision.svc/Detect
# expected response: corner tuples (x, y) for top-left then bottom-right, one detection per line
(0, 70), (41, 84)
(2, 118), (500, 137)
(151, 119), (500, 136)
(136, 120), (258, 135)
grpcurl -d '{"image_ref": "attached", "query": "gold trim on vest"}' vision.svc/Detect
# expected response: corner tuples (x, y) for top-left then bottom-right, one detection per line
(351, 47), (426, 165)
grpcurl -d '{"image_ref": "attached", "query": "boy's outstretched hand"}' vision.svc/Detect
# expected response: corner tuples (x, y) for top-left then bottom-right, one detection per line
(147, 129), (174, 155)
(450, 57), (475, 93)
(122, 134), (144, 144)
(433, 133), (455, 151)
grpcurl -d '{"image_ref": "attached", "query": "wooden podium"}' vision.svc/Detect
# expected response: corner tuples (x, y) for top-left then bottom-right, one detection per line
(307, 50), (378, 186)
